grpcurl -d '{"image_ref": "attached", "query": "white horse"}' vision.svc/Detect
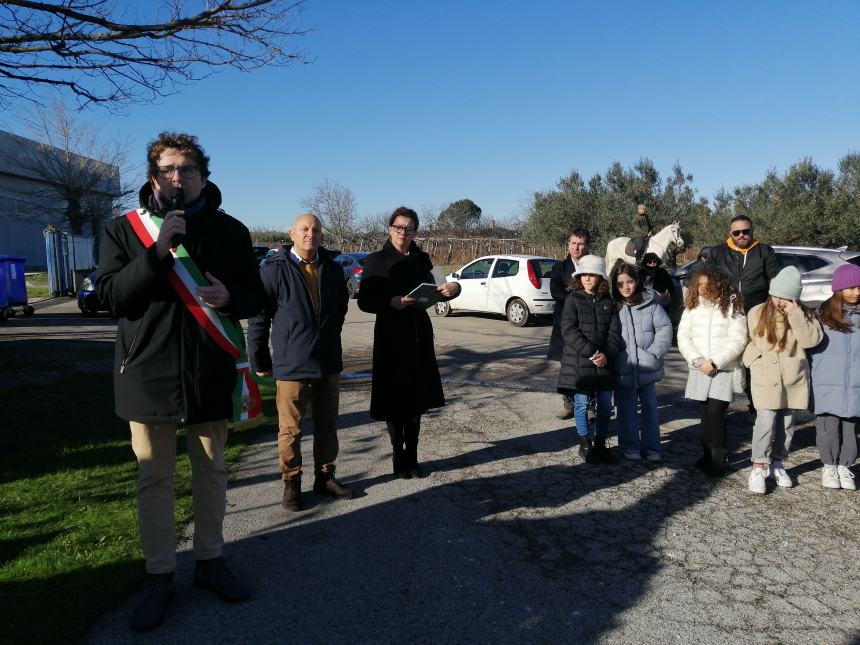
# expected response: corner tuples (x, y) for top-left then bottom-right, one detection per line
(605, 221), (684, 272)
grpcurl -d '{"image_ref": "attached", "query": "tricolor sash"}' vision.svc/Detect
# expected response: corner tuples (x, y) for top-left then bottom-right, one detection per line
(126, 208), (262, 422)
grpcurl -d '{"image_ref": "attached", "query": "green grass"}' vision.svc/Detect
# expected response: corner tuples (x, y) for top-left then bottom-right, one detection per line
(0, 370), (276, 644)
(24, 273), (50, 299)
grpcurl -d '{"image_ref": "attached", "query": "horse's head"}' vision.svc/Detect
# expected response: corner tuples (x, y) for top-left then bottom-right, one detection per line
(670, 221), (684, 249)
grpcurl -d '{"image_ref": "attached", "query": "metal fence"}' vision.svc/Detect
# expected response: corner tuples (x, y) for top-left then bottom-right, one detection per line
(44, 229), (96, 296)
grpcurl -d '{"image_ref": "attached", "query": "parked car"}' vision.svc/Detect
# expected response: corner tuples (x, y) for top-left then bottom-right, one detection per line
(433, 255), (559, 326)
(333, 252), (371, 298)
(670, 245), (860, 320)
(252, 245), (271, 262)
(77, 270), (107, 315)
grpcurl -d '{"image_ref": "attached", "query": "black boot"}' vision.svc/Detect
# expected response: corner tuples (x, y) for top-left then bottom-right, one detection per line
(706, 447), (729, 477)
(693, 444), (712, 471)
(129, 572), (174, 632)
(578, 435), (593, 460)
(404, 419), (423, 478)
(594, 437), (617, 464)
(387, 421), (408, 478)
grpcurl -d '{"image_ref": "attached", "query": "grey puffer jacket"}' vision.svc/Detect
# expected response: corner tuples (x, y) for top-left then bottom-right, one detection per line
(615, 289), (673, 389)
(809, 307), (860, 418)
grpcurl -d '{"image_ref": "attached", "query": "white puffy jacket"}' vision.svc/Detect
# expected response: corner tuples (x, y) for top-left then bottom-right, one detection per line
(677, 300), (748, 370)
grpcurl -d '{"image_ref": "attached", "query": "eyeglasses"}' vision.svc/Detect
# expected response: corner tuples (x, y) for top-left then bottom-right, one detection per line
(390, 224), (417, 234)
(731, 228), (751, 237)
(157, 165), (200, 178)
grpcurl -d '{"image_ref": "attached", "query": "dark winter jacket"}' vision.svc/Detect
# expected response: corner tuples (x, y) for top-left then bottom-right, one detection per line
(557, 289), (624, 394)
(358, 240), (452, 421)
(710, 241), (781, 312)
(247, 246), (348, 380)
(547, 256), (576, 361)
(97, 182), (266, 424)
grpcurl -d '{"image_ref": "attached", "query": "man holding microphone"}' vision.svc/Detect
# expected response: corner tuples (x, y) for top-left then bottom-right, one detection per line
(97, 132), (265, 632)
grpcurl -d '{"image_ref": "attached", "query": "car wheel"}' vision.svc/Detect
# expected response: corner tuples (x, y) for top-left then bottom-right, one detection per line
(433, 301), (451, 317)
(506, 298), (530, 327)
(347, 280), (357, 299)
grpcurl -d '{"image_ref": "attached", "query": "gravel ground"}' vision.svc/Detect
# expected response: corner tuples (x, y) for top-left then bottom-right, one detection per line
(5, 299), (857, 644)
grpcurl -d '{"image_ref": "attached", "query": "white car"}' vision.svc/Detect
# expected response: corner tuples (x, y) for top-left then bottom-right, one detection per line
(433, 254), (559, 326)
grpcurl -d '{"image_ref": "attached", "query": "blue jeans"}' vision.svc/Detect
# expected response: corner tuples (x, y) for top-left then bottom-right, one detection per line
(615, 383), (660, 454)
(573, 390), (612, 439)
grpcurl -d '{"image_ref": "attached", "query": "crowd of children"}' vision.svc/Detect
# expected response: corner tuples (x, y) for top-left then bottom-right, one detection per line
(557, 254), (860, 493)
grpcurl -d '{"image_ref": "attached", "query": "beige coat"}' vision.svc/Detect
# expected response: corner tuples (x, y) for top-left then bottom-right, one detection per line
(742, 304), (823, 410)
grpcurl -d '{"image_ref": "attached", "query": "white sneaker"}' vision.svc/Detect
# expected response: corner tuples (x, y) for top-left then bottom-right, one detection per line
(837, 465), (856, 491)
(622, 450), (641, 461)
(748, 466), (767, 494)
(768, 461), (793, 488)
(645, 451), (662, 462)
(821, 465), (841, 489)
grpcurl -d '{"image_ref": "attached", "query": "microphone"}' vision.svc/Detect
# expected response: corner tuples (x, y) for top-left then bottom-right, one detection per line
(169, 187), (184, 248)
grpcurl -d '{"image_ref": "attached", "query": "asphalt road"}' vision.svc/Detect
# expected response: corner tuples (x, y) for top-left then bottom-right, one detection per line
(4, 299), (857, 644)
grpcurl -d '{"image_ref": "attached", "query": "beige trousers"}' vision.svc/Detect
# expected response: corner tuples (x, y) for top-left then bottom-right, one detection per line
(130, 420), (228, 574)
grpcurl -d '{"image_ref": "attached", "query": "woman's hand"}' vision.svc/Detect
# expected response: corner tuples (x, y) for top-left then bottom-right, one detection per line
(437, 282), (460, 299)
(390, 295), (416, 310)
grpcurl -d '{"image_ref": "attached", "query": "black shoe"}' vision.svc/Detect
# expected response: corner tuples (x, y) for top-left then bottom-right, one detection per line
(577, 436), (593, 460)
(313, 474), (353, 499)
(586, 438), (605, 464)
(193, 557), (251, 602)
(408, 464), (424, 478)
(281, 477), (302, 512)
(129, 572), (174, 632)
(594, 438), (617, 464)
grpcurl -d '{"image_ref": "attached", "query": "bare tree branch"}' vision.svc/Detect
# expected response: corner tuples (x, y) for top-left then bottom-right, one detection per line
(300, 179), (357, 245)
(0, 0), (311, 109)
(2, 101), (133, 235)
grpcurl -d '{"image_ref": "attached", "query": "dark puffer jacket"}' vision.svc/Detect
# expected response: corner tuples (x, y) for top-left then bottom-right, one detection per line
(247, 246), (348, 380)
(97, 181), (266, 424)
(557, 289), (624, 394)
(547, 256), (576, 362)
(709, 241), (781, 312)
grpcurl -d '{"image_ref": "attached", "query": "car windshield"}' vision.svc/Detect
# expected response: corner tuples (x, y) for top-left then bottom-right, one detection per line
(529, 259), (558, 278)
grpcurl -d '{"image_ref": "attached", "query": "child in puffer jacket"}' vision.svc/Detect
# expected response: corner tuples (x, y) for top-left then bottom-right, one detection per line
(557, 255), (623, 465)
(611, 263), (673, 462)
(742, 266), (822, 494)
(677, 265), (747, 476)
(809, 263), (860, 491)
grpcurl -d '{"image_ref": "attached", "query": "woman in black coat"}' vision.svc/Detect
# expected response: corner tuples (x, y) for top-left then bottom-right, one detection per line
(358, 207), (461, 478)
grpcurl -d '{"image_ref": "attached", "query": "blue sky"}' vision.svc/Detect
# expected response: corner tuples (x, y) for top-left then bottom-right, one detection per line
(33, 1), (860, 230)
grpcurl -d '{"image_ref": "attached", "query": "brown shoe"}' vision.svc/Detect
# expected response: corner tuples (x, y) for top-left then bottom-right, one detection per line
(281, 477), (302, 512)
(313, 474), (353, 499)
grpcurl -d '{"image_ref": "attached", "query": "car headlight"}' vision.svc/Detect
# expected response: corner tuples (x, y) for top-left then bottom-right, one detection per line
(82, 277), (93, 291)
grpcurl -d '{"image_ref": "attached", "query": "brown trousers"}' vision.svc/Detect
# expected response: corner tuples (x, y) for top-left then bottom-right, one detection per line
(275, 375), (340, 480)
(130, 420), (228, 574)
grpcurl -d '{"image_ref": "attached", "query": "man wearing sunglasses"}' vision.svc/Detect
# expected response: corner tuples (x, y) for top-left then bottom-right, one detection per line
(709, 215), (782, 419)
(709, 215), (782, 313)
(710, 215), (781, 313)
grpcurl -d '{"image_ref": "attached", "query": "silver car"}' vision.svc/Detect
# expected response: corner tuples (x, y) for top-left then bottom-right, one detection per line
(671, 245), (860, 313)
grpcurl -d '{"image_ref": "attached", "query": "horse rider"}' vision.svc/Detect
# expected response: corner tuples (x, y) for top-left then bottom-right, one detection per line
(631, 203), (654, 265)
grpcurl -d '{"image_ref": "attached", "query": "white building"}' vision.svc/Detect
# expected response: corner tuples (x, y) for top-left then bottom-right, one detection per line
(0, 130), (121, 269)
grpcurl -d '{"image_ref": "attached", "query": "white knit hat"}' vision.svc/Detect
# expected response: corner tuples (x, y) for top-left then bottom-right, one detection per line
(572, 255), (607, 279)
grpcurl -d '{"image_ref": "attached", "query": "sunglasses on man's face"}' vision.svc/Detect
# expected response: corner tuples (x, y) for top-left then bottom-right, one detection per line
(731, 228), (751, 237)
